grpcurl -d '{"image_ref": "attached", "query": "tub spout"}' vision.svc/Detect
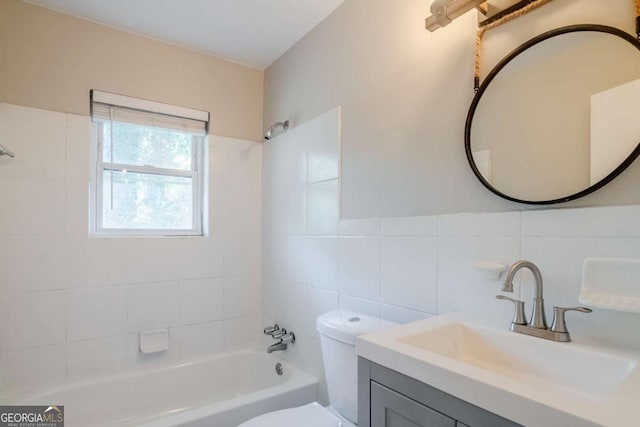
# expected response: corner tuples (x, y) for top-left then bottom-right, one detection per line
(266, 331), (295, 353)
(267, 341), (288, 353)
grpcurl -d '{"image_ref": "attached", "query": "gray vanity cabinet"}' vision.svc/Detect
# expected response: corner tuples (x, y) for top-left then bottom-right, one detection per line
(371, 382), (455, 427)
(359, 357), (521, 427)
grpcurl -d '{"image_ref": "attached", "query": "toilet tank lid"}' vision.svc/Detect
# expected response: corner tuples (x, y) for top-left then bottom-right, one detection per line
(316, 311), (395, 345)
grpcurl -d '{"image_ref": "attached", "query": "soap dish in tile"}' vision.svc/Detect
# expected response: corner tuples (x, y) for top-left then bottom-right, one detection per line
(580, 257), (640, 313)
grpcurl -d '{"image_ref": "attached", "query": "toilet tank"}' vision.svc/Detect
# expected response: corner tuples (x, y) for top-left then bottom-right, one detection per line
(316, 311), (395, 424)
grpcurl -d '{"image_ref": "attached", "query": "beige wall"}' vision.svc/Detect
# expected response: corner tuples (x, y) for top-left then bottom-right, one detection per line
(0, 0), (263, 141)
(264, 0), (640, 218)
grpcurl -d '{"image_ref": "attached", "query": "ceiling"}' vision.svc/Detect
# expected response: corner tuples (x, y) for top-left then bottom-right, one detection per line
(23, 0), (346, 70)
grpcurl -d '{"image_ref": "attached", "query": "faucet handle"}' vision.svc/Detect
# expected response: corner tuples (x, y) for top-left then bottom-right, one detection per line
(271, 328), (288, 339)
(281, 331), (295, 344)
(263, 324), (280, 335)
(496, 295), (527, 325)
(550, 307), (592, 334)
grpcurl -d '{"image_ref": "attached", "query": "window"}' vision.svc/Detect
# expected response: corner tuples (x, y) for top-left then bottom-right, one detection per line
(90, 91), (209, 236)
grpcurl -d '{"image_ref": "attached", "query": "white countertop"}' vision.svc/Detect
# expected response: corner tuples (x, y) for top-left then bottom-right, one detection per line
(356, 312), (640, 427)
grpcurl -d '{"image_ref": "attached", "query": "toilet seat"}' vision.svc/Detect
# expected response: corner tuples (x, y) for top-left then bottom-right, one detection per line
(239, 402), (356, 427)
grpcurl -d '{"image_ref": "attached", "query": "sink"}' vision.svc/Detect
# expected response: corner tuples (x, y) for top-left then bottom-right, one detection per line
(399, 321), (636, 399)
(357, 312), (640, 426)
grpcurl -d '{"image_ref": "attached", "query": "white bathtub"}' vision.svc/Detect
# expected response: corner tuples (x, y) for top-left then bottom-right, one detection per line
(14, 350), (318, 427)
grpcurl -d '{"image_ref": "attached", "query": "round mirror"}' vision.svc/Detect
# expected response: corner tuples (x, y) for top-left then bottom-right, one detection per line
(466, 25), (640, 204)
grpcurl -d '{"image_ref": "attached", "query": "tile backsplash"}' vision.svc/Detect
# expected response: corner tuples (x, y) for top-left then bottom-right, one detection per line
(0, 103), (262, 393)
(261, 107), (640, 402)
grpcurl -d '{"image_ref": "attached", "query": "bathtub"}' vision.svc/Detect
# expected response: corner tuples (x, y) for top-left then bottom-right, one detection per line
(13, 350), (318, 427)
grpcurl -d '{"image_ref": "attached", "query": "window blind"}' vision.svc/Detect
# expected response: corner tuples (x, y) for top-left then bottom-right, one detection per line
(90, 90), (209, 136)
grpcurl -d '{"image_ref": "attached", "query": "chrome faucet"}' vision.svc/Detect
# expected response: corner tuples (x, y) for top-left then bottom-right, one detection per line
(263, 323), (295, 353)
(503, 260), (547, 329)
(497, 260), (592, 342)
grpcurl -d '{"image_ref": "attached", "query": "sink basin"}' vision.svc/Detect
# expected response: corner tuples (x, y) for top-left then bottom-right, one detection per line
(357, 312), (640, 426)
(399, 321), (636, 399)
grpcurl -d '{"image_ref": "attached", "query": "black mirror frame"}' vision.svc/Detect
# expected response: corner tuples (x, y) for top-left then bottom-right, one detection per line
(465, 24), (640, 205)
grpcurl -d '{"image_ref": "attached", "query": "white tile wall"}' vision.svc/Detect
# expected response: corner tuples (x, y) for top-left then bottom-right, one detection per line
(437, 236), (520, 318)
(1, 236), (67, 291)
(307, 237), (339, 291)
(67, 336), (128, 380)
(262, 106), (640, 403)
(522, 206), (640, 237)
(307, 180), (340, 235)
(338, 294), (380, 318)
(224, 191), (261, 235)
(0, 104), (262, 393)
(382, 216), (438, 237)
(0, 178), (66, 234)
(379, 304), (430, 324)
(224, 235), (261, 277)
(284, 236), (307, 285)
(339, 218), (382, 236)
(305, 287), (338, 338)
(126, 282), (181, 333)
(381, 237), (437, 313)
(224, 316), (260, 351)
(285, 188), (307, 235)
(224, 275), (260, 319)
(64, 237), (114, 288)
(1, 291), (66, 350)
(338, 237), (381, 300)
(125, 329), (180, 369)
(179, 238), (224, 280)
(1, 345), (67, 391)
(66, 287), (127, 341)
(279, 283), (307, 329)
(180, 278), (224, 324)
(119, 240), (182, 284)
(178, 321), (225, 359)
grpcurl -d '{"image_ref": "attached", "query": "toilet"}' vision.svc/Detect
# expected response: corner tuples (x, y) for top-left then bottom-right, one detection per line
(240, 311), (395, 427)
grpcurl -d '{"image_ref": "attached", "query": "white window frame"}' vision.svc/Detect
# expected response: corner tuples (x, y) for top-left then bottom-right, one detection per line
(91, 119), (206, 238)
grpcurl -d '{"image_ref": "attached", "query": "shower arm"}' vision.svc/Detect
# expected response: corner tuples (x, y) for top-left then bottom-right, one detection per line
(263, 120), (290, 141)
(0, 143), (15, 158)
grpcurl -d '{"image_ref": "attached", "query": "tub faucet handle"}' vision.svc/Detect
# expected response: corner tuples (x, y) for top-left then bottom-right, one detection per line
(271, 328), (287, 339)
(263, 324), (280, 335)
(281, 331), (295, 344)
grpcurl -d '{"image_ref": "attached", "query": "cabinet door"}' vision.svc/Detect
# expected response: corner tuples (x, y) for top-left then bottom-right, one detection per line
(371, 382), (456, 427)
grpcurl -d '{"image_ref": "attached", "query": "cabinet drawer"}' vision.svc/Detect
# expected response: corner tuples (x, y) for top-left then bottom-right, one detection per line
(360, 358), (521, 427)
(371, 382), (456, 427)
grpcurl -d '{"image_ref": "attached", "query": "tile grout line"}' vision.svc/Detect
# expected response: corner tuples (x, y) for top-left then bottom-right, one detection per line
(519, 211), (524, 300)
(63, 114), (70, 381)
(435, 214), (441, 315)
(378, 227), (383, 317)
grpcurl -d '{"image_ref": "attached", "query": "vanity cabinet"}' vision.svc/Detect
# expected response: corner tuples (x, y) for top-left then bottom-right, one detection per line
(371, 382), (455, 427)
(359, 357), (520, 427)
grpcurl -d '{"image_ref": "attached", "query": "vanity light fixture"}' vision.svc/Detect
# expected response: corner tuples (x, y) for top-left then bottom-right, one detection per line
(427, 0), (558, 89)
(426, 0), (556, 33)
(426, 0), (486, 31)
